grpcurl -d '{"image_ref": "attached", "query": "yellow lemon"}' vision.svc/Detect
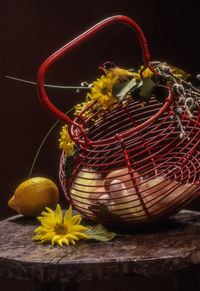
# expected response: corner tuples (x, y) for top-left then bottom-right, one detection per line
(8, 177), (60, 217)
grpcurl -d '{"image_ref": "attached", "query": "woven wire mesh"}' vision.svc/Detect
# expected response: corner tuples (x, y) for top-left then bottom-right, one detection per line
(59, 96), (200, 226)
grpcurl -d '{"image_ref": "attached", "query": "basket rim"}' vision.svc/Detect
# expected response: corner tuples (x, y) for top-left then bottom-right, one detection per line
(71, 87), (173, 147)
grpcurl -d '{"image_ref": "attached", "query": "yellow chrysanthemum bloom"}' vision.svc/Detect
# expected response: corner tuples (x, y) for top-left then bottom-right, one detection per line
(59, 125), (74, 156)
(74, 99), (94, 118)
(133, 66), (154, 80)
(87, 73), (118, 110)
(140, 67), (154, 78)
(132, 72), (141, 80)
(32, 204), (88, 246)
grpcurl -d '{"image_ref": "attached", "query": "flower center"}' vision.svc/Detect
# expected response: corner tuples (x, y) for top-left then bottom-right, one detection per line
(54, 223), (68, 235)
(101, 87), (109, 95)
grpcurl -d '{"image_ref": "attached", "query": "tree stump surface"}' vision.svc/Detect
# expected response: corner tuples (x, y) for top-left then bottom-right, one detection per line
(1, 210), (200, 284)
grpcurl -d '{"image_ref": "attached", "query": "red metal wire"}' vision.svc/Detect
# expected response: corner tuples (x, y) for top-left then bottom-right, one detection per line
(38, 15), (200, 226)
(58, 95), (200, 225)
(37, 15), (155, 145)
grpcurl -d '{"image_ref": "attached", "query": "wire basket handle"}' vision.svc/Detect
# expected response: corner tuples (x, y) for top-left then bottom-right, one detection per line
(37, 15), (152, 143)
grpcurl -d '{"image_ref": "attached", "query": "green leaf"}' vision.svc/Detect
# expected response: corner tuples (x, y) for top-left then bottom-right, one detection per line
(84, 224), (116, 242)
(139, 77), (155, 101)
(116, 78), (142, 102)
(112, 81), (129, 98)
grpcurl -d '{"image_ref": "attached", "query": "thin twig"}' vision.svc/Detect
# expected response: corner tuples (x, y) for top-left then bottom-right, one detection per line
(5, 76), (90, 90)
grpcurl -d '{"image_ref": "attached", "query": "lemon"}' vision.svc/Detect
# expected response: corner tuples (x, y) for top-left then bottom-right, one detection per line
(8, 177), (60, 217)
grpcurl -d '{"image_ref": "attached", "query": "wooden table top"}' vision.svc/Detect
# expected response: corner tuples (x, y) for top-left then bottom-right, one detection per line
(1, 210), (200, 283)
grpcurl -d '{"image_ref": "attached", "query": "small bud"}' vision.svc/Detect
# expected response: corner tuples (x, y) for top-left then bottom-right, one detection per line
(178, 85), (185, 95)
(185, 97), (194, 110)
(172, 84), (178, 93)
(172, 83), (185, 95)
(178, 96), (186, 104)
(81, 81), (89, 87)
(162, 66), (171, 73)
(197, 74), (200, 81)
(88, 83), (94, 89)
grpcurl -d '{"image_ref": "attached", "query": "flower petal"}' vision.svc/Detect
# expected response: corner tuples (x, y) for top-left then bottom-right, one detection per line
(39, 217), (56, 229)
(68, 239), (76, 245)
(73, 232), (88, 240)
(70, 224), (88, 233)
(45, 207), (56, 215)
(39, 232), (55, 241)
(57, 239), (63, 247)
(51, 235), (61, 246)
(64, 204), (72, 223)
(32, 234), (42, 241)
(65, 234), (79, 241)
(40, 211), (52, 218)
(55, 204), (63, 223)
(34, 226), (49, 234)
(61, 238), (69, 246)
(69, 214), (82, 226)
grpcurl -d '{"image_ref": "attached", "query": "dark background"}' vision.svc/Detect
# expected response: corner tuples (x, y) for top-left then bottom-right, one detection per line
(1, 1), (200, 290)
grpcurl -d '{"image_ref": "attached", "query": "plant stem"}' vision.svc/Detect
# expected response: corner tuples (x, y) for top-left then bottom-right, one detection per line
(5, 76), (90, 90)
(28, 108), (74, 178)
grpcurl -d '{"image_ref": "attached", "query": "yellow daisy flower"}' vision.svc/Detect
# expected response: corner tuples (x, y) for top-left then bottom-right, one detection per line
(87, 73), (118, 110)
(133, 66), (154, 80)
(59, 125), (74, 156)
(73, 100), (94, 118)
(132, 72), (141, 80)
(32, 204), (88, 246)
(140, 67), (154, 78)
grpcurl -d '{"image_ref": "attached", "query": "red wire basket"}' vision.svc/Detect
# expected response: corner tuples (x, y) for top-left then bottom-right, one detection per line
(37, 15), (200, 226)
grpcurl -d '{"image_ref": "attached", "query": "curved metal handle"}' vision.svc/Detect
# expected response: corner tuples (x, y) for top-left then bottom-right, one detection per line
(37, 15), (151, 131)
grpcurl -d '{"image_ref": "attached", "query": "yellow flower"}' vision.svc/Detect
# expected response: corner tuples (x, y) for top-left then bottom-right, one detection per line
(87, 73), (118, 110)
(73, 99), (94, 118)
(140, 67), (154, 78)
(32, 204), (88, 246)
(133, 66), (154, 80)
(59, 125), (74, 156)
(132, 72), (141, 80)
